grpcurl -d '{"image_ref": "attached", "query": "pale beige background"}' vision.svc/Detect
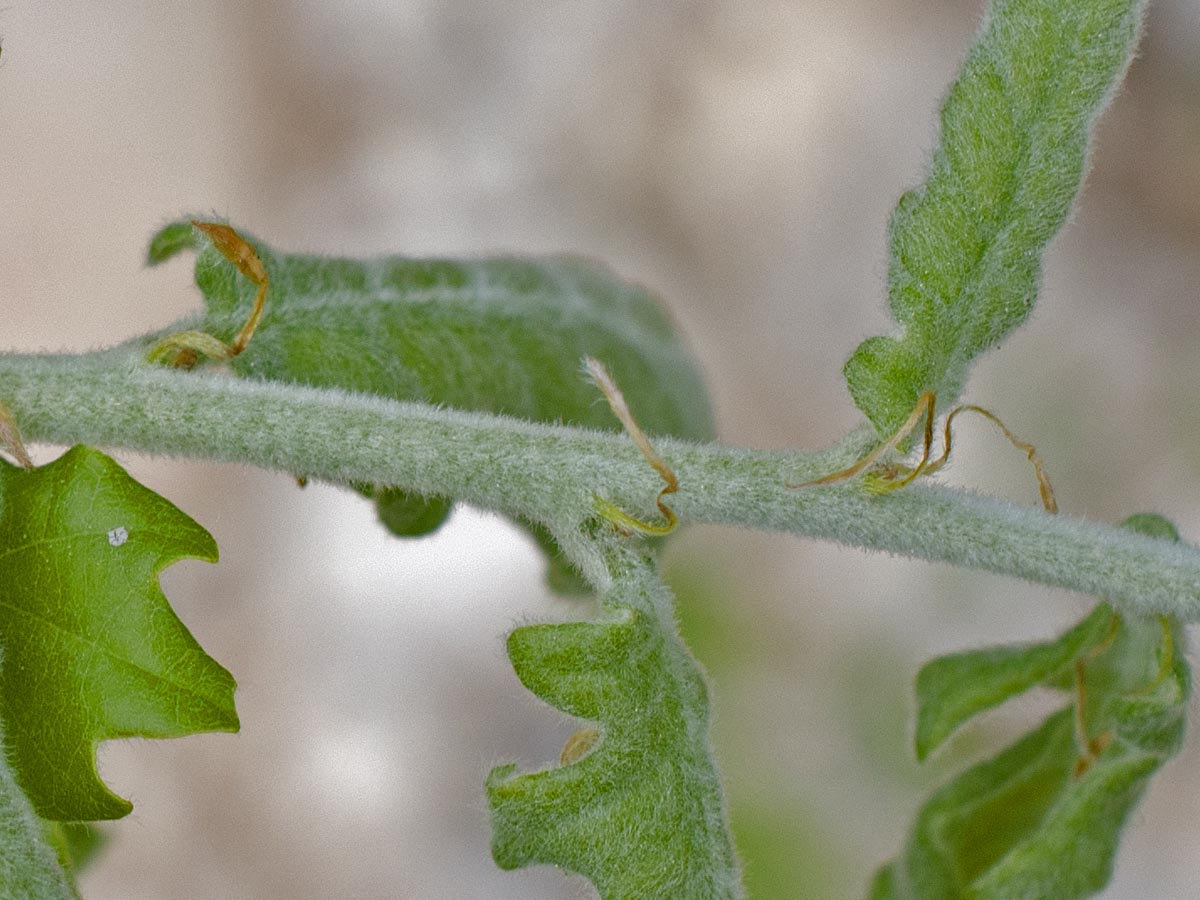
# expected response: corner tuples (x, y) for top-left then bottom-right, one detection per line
(1, 1), (1198, 898)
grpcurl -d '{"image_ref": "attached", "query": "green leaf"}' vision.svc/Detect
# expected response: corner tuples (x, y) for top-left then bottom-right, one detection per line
(0, 658), (79, 900)
(149, 219), (714, 443)
(914, 604), (1114, 760)
(0, 771), (79, 900)
(366, 487), (453, 538)
(148, 220), (714, 589)
(0, 446), (238, 821)
(873, 513), (1188, 900)
(42, 821), (106, 878)
(844, 0), (1147, 436)
(146, 219), (198, 265)
(871, 710), (1076, 900)
(486, 546), (742, 899)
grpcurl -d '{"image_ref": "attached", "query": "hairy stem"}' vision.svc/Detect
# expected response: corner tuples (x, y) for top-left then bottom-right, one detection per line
(1, 349), (1198, 620)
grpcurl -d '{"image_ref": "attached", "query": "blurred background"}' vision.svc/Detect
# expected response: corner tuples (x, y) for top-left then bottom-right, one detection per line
(1, 1), (1199, 897)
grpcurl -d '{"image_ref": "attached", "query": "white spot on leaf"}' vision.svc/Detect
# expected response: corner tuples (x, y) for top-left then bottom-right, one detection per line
(107, 526), (129, 547)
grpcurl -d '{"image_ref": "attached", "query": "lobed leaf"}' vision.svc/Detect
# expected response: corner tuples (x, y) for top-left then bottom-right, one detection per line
(872, 513), (1188, 900)
(0, 446), (238, 821)
(486, 546), (742, 899)
(845, 0), (1147, 436)
(914, 604), (1114, 760)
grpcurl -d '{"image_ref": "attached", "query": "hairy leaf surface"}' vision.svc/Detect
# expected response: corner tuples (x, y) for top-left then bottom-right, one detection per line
(486, 546), (742, 899)
(914, 604), (1114, 760)
(148, 220), (713, 583)
(845, 0), (1146, 436)
(149, 219), (713, 442)
(0, 446), (238, 821)
(872, 514), (1188, 900)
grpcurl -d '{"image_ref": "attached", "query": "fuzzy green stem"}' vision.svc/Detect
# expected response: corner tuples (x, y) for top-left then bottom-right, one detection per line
(0, 349), (1198, 620)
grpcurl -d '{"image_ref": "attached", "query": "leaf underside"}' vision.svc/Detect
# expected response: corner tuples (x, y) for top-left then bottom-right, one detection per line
(873, 514), (1188, 900)
(149, 219), (714, 583)
(914, 604), (1114, 761)
(486, 547), (742, 900)
(0, 446), (238, 821)
(845, 0), (1146, 436)
(149, 219), (714, 443)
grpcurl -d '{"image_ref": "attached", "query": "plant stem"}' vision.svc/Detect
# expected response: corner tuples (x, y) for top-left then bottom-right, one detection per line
(1, 349), (1198, 620)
